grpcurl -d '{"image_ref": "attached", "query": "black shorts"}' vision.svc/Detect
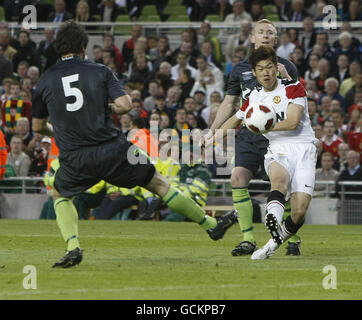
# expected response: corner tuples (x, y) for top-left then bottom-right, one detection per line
(234, 127), (269, 175)
(54, 136), (156, 198)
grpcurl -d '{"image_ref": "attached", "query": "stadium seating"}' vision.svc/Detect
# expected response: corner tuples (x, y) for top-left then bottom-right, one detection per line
(138, 15), (161, 22)
(206, 15), (220, 22)
(168, 15), (190, 22)
(263, 5), (277, 16)
(266, 14), (280, 21)
(141, 5), (158, 16)
(164, 6), (188, 16)
(168, 0), (183, 6)
(114, 15), (132, 34)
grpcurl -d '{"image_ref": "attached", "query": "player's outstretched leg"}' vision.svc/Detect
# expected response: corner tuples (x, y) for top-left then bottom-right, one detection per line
(52, 191), (82, 268)
(145, 171), (238, 240)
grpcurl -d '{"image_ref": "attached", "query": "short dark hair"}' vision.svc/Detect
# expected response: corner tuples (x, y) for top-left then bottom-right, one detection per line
(248, 46), (277, 70)
(55, 20), (88, 56)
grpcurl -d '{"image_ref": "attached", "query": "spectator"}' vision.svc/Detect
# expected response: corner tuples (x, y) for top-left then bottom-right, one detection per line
(274, 0), (292, 22)
(144, 80), (160, 112)
(200, 21), (223, 65)
(172, 107), (189, 137)
(312, 123), (323, 141)
(176, 41), (198, 69)
(12, 30), (41, 71)
(195, 55), (224, 92)
(189, 0), (211, 22)
(6, 135), (31, 176)
(97, 0), (120, 22)
(334, 142), (349, 173)
(0, 29), (17, 61)
(159, 111), (170, 131)
(250, 2), (265, 21)
(289, 46), (306, 79)
(75, 0), (97, 30)
(37, 28), (57, 72)
(308, 98), (323, 126)
(319, 95), (332, 120)
(165, 86), (182, 124)
(1, 78), (12, 104)
(14, 60), (29, 83)
(122, 25), (142, 67)
(339, 61), (361, 98)
(155, 61), (174, 93)
(335, 150), (362, 200)
(331, 107), (347, 140)
(276, 31), (296, 60)
(289, 0), (308, 21)
(225, 19), (251, 62)
(224, 0), (252, 23)
(319, 77), (345, 112)
(321, 120), (344, 158)
(175, 68), (195, 105)
(348, 113), (362, 163)
(27, 66), (39, 90)
(333, 22), (361, 50)
(345, 72), (362, 112)
(305, 78), (320, 100)
(171, 52), (196, 81)
(304, 52), (321, 81)
(331, 53), (350, 85)
(314, 152), (339, 198)
(28, 136), (51, 177)
(225, 45), (248, 78)
(314, 31), (335, 62)
(315, 58), (331, 94)
(15, 117), (32, 152)
(314, 1), (328, 21)
(183, 96), (207, 129)
(201, 41), (222, 70)
(288, 28), (301, 47)
(300, 16), (316, 54)
(47, 0), (74, 22)
(0, 43), (13, 84)
(126, 0), (143, 21)
(92, 45), (103, 64)
(343, 0), (362, 21)
(346, 105), (361, 134)
(212, 0), (233, 21)
(333, 32), (360, 65)
(129, 98), (148, 120)
(152, 35), (172, 71)
(1, 80), (32, 135)
(103, 33), (124, 73)
(120, 113), (132, 136)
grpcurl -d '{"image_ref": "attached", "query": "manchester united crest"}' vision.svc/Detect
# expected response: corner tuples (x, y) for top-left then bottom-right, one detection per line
(273, 96), (281, 104)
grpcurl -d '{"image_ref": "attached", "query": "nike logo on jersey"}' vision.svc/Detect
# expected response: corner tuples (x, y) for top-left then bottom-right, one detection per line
(305, 184), (312, 188)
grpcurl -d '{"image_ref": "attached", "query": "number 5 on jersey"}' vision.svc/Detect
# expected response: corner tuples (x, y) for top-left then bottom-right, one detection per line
(62, 74), (84, 112)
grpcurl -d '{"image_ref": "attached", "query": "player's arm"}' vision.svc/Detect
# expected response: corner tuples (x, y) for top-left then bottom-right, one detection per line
(109, 94), (132, 115)
(210, 94), (239, 132)
(272, 103), (304, 131)
(32, 117), (54, 137)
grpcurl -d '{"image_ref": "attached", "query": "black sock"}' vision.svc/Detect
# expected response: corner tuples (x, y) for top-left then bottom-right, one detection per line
(267, 190), (286, 206)
(284, 215), (304, 234)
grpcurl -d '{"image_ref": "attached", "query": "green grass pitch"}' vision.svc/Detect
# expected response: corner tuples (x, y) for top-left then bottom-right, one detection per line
(0, 219), (361, 300)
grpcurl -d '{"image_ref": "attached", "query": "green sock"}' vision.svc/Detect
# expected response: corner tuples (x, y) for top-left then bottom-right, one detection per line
(162, 186), (217, 230)
(283, 199), (300, 244)
(54, 197), (80, 251)
(232, 188), (254, 243)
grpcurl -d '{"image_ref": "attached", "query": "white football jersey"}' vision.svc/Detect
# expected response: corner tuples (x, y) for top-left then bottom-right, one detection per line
(236, 79), (317, 144)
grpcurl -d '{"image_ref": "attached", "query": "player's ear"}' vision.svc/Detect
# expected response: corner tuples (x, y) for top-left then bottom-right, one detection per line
(252, 69), (256, 77)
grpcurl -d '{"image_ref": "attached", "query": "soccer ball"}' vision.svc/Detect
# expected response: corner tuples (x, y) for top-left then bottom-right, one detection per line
(244, 102), (277, 134)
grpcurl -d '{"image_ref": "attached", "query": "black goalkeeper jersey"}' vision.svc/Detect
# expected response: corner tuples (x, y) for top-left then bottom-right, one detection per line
(227, 56), (299, 103)
(32, 56), (126, 153)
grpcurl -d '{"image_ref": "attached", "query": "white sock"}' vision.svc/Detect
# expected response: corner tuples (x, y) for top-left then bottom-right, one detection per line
(267, 200), (285, 224)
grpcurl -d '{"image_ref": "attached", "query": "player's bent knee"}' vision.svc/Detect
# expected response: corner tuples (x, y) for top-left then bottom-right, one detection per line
(144, 170), (170, 198)
(231, 167), (252, 188)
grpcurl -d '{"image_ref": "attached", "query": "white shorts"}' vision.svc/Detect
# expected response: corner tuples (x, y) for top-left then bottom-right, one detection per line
(264, 142), (317, 196)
